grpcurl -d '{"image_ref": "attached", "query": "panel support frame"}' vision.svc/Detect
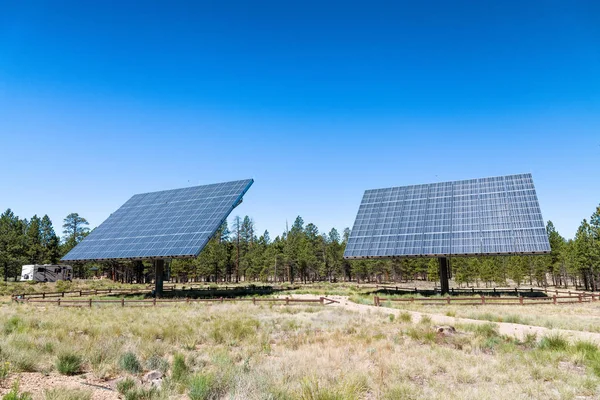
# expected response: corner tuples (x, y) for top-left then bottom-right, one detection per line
(154, 259), (164, 297)
(438, 257), (449, 295)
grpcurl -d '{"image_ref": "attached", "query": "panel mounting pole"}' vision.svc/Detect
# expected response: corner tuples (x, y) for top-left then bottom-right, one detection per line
(154, 259), (164, 297)
(438, 257), (449, 295)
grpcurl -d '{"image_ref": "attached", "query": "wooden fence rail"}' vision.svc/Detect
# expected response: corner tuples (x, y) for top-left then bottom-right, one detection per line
(12, 284), (296, 301)
(14, 296), (334, 308)
(374, 292), (597, 307)
(375, 285), (600, 298)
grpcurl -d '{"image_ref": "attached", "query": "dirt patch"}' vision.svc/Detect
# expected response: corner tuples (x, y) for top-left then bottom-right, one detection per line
(0, 372), (118, 400)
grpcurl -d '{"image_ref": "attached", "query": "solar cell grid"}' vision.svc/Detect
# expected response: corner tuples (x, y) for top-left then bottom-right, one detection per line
(62, 179), (253, 261)
(344, 173), (550, 259)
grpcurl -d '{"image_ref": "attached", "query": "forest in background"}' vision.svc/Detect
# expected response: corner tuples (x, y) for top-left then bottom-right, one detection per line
(1, 204), (600, 289)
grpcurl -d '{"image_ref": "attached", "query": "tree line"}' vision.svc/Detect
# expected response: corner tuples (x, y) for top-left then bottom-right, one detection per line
(0, 210), (89, 281)
(1, 205), (599, 288)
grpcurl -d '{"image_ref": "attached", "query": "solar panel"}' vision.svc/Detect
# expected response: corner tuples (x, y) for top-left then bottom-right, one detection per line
(62, 179), (253, 261)
(344, 173), (550, 259)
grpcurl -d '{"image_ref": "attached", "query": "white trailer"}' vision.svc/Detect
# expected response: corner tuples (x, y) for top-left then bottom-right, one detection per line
(21, 264), (73, 282)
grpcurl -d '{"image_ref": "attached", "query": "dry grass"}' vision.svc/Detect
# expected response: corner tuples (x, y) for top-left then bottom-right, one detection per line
(363, 295), (600, 334)
(0, 301), (599, 399)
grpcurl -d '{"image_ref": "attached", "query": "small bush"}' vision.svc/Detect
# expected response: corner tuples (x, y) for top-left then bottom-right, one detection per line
(56, 353), (82, 375)
(44, 388), (91, 400)
(419, 315), (432, 325)
(2, 381), (32, 400)
(388, 314), (395, 322)
(398, 312), (412, 323)
(538, 334), (569, 352)
(117, 377), (137, 395)
(119, 352), (142, 374)
(171, 353), (189, 383)
(472, 323), (499, 339)
(188, 373), (219, 400)
(0, 361), (10, 383)
(3, 316), (26, 335)
(146, 355), (169, 373)
(124, 387), (159, 400)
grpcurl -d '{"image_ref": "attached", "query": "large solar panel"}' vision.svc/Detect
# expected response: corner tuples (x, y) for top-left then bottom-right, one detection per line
(62, 179), (253, 261)
(344, 173), (550, 259)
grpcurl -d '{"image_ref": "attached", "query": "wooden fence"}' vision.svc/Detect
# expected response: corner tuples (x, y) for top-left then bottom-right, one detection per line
(14, 296), (339, 308)
(11, 284), (296, 301)
(375, 285), (600, 298)
(374, 291), (599, 307)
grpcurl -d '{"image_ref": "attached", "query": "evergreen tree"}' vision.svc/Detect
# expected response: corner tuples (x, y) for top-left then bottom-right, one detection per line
(25, 215), (44, 264)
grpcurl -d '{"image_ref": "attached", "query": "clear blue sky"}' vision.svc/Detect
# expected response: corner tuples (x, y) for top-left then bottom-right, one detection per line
(1, 1), (599, 240)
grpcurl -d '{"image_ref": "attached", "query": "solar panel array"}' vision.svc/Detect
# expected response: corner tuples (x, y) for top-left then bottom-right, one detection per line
(344, 173), (550, 259)
(62, 179), (253, 261)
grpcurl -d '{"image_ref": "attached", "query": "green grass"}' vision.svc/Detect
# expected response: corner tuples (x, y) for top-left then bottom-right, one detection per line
(44, 388), (92, 400)
(119, 352), (142, 374)
(538, 333), (569, 351)
(117, 377), (137, 395)
(55, 353), (82, 375)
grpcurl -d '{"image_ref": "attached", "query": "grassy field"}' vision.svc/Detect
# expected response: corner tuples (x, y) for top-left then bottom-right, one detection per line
(1, 300), (600, 399)
(350, 294), (600, 334)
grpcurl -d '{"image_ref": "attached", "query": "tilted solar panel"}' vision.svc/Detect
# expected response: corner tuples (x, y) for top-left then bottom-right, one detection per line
(344, 173), (550, 259)
(62, 179), (253, 261)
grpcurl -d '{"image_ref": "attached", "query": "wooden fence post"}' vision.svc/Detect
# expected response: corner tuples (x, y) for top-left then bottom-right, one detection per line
(374, 296), (378, 306)
(220, 297), (224, 303)
(253, 297), (256, 305)
(62, 292), (65, 297)
(42, 293), (45, 299)
(286, 297), (289, 305)
(481, 295), (485, 305)
(89, 298), (92, 307)
(519, 296), (524, 305)
(553, 295), (557, 305)
(320, 297), (324, 305)
(578, 294), (582, 303)
(447, 296), (451, 304)
(410, 297), (414, 303)
(122, 298), (125, 307)
(57, 298), (61, 306)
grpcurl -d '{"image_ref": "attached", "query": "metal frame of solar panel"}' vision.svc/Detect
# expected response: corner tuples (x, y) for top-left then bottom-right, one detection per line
(62, 179), (254, 262)
(344, 173), (550, 260)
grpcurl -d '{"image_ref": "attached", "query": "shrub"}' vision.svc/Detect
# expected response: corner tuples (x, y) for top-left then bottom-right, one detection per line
(117, 377), (137, 395)
(171, 353), (189, 383)
(188, 373), (219, 400)
(56, 353), (82, 375)
(472, 323), (499, 339)
(146, 355), (169, 373)
(44, 388), (91, 400)
(0, 361), (10, 384)
(538, 334), (569, 352)
(2, 381), (32, 400)
(399, 312), (412, 323)
(119, 352), (142, 374)
(3, 316), (25, 335)
(124, 387), (159, 400)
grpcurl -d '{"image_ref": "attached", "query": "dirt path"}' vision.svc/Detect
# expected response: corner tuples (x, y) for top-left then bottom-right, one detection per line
(290, 294), (600, 344)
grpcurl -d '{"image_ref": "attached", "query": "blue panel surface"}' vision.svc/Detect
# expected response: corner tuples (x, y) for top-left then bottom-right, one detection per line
(62, 179), (253, 261)
(344, 173), (550, 258)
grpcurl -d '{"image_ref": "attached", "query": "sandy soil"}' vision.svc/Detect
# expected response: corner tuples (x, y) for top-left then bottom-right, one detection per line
(0, 372), (119, 400)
